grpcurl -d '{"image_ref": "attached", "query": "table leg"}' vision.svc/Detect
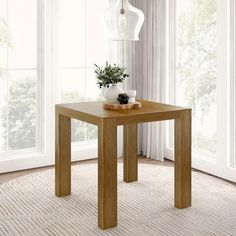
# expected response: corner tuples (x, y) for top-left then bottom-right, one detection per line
(124, 124), (138, 183)
(174, 110), (192, 208)
(98, 119), (117, 229)
(55, 113), (71, 197)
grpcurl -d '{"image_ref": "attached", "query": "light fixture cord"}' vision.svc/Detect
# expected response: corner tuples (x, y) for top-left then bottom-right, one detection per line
(120, 0), (125, 14)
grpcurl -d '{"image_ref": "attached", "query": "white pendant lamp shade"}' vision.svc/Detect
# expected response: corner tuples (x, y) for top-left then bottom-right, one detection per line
(104, 0), (144, 41)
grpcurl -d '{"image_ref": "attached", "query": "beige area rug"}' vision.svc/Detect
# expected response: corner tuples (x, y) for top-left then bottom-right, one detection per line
(0, 164), (236, 236)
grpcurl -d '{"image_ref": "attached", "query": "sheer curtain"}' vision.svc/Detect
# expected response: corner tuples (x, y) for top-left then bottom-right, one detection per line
(130, 0), (166, 160)
(108, 0), (166, 160)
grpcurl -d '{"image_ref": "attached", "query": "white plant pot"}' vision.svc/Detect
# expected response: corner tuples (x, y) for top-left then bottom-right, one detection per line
(104, 84), (124, 103)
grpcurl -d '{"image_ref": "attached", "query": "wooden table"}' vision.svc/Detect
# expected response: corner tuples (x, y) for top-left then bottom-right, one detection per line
(55, 100), (192, 230)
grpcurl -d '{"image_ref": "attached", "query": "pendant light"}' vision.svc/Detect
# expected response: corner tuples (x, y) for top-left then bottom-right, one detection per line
(104, 0), (144, 41)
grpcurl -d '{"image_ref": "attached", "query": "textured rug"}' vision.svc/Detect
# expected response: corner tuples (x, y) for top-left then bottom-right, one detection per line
(0, 164), (236, 236)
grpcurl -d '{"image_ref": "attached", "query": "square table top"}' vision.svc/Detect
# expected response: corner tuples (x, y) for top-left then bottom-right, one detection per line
(56, 100), (190, 125)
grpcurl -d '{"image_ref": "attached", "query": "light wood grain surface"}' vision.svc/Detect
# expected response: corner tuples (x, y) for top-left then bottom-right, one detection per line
(98, 118), (118, 229)
(175, 110), (192, 208)
(55, 100), (191, 125)
(124, 124), (138, 182)
(55, 100), (192, 230)
(55, 100), (191, 229)
(55, 113), (71, 197)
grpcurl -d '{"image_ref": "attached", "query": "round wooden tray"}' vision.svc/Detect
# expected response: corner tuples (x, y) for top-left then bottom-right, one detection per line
(103, 101), (142, 110)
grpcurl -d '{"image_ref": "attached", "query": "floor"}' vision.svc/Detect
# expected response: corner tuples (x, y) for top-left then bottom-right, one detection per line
(0, 156), (173, 184)
(1, 160), (236, 235)
(1, 157), (235, 186)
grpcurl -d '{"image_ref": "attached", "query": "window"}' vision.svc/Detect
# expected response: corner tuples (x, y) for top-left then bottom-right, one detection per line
(167, 0), (236, 182)
(0, 0), (112, 173)
(0, 0), (43, 156)
(172, 0), (217, 158)
(57, 0), (109, 144)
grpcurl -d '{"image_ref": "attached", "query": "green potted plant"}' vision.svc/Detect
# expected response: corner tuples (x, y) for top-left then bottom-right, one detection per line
(94, 62), (129, 102)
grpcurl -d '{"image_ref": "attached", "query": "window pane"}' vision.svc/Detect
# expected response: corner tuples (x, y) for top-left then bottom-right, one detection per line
(85, 69), (103, 101)
(58, 0), (109, 144)
(0, 0), (42, 156)
(176, 0), (217, 156)
(7, 0), (37, 68)
(85, 123), (97, 141)
(0, 72), (7, 152)
(86, 0), (109, 67)
(0, 70), (37, 152)
(60, 69), (86, 102)
(0, 0), (7, 69)
(58, 0), (86, 68)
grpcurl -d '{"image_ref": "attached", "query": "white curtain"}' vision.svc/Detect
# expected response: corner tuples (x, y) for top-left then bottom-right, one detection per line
(133, 0), (166, 160)
(109, 0), (166, 160)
